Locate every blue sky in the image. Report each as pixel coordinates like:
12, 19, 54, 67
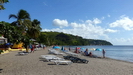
1, 0, 133, 45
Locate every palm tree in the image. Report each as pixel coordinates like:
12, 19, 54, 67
9, 9, 32, 52
0, 0, 9, 10
9, 10, 43, 52
27, 19, 42, 39
9, 9, 31, 27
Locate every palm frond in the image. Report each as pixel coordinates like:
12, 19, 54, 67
18, 9, 31, 20
9, 14, 17, 19
0, 5, 4, 10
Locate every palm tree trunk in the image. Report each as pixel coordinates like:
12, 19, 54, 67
26, 45, 29, 52
47, 37, 50, 46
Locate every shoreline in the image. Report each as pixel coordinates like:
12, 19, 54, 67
0, 47, 133, 75
63, 47, 133, 63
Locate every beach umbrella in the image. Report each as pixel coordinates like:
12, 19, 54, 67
6, 43, 11, 45
89, 48, 96, 51
95, 48, 102, 51
80, 48, 85, 50
53, 46, 60, 49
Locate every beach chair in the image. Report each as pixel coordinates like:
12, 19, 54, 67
65, 52, 79, 57
18, 52, 28, 55
48, 49, 65, 55
39, 55, 56, 59
63, 56, 89, 64
50, 60, 73, 65
39, 55, 64, 61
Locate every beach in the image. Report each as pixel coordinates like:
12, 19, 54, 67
0, 47, 133, 75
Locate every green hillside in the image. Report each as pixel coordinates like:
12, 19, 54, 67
36, 32, 113, 46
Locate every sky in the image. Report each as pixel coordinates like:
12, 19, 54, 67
1, 0, 133, 45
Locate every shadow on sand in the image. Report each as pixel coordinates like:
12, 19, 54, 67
0, 69, 3, 73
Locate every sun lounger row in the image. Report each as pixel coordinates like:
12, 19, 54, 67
50, 60, 73, 65
39, 55, 72, 65
63, 56, 89, 63
18, 52, 29, 55
40, 55, 64, 61
48, 49, 65, 55
64, 51, 79, 57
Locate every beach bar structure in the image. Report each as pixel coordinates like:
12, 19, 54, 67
0, 36, 7, 44
0, 36, 8, 50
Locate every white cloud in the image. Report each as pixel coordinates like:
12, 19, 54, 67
42, 17, 133, 45
104, 29, 118, 33
107, 15, 110, 17
43, 18, 117, 43
93, 18, 101, 24
52, 19, 68, 28
109, 15, 133, 30
110, 37, 133, 45
84, 18, 101, 25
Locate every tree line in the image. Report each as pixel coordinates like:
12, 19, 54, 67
36, 32, 113, 46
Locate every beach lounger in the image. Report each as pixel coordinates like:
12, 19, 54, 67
63, 56, 89, 64
65, 52, 79, 57
50, 60, 73, 65
40, 55, 56, 58
40, 55, 64, 61
18, 52, 28, 55
39, 55, 56, 59
48, 49, 65, 55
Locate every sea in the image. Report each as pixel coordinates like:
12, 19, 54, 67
63, 45, 133, 63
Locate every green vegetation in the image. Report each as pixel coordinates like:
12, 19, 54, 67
0, 9, 41, 52
0, 0, 9, 10
37, 32, 113, 46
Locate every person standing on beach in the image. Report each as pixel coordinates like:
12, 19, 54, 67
69, 47, 71, 51
43, 45, 46, 49
30, 45, 35, 53
102, 49, 105, 58
74, 47, 80, 53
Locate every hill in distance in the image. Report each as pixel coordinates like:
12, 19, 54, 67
37, 31, 113, 46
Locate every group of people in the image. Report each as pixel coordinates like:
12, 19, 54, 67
84, 48, 106, 58
74, 47, 106, 58
29, 44, 46, 53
